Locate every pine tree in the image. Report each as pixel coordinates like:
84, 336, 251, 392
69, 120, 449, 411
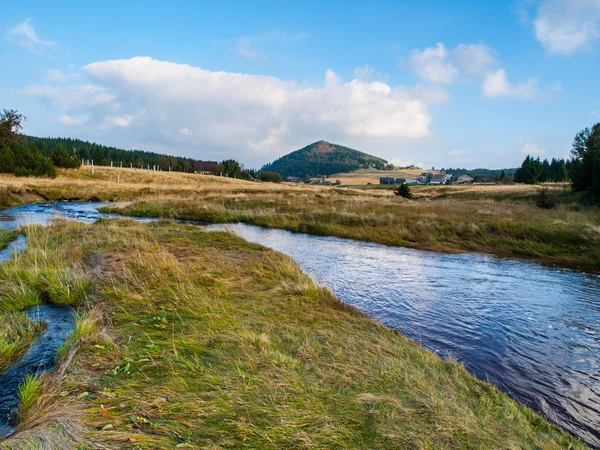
0, 146, 16, 173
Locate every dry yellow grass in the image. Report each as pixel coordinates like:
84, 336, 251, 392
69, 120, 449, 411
0, 166, 393, 207
329, 167, 432, 185
2, 168, 599, 268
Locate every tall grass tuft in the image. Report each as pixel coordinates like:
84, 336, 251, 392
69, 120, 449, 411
18, 374, 42, 417
0, 312, 44, 371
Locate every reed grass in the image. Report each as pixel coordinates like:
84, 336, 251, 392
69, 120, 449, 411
0, 218, 585, 448
0, 230, 16, 251
0, 312, 44, 372
18, 374, 42, 417
104, 189, 600, 269
3, 167, 598, 268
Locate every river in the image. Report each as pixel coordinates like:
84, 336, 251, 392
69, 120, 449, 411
0, 202, 598, 446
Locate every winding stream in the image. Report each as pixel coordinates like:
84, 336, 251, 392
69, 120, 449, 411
0, 202, 599, 446
0, 305, 75, 438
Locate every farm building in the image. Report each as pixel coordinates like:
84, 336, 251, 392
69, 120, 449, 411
194, 160, 218, 174
457, 174, 474, 184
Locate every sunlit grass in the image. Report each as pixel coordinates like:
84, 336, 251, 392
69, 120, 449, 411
0, 312, 44, 372
104, 187, 600, 269
0, 229, 17, 251
18, 374, 42, 417
0, 219, 585, 448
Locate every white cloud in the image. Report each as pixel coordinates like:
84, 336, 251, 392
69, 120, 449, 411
533, 0, 600, 55
406, 42, 496, 84
446, 149, 465, 157
103, 114, 134, 128
46, 69, 68, 82
236, 37, 267, 61
6, 19, 55, 53
481, 69, 559, 100
405, 84, 451, 104
45, 69, 79, 83
25, 84, 115, 110
58, 114, 89, 126
353, 65, 388, 82
521, 142, 548, 156
27, 56, 436, 166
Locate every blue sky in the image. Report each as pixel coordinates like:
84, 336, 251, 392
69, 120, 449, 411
1, 0, 599, 169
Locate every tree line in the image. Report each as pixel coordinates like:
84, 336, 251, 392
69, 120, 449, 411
25, 136, 195, 171
513, 156, 569, 184
514, 122, 599, 199
0, 108, 199, 177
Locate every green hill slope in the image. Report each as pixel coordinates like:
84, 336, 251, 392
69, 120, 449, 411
261, 141, 388, 178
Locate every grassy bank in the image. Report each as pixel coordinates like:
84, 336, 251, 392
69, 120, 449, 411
0, 312, 44, 372
101, 189, 600, 269
0, 230, 17, 252
0, 219, 587, 448
1, 167, 599, 269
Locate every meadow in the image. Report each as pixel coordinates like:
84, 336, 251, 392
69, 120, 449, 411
0, 219, 587, 449
1, 167, 599, 269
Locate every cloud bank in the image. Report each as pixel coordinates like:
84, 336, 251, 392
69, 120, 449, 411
26, 57, 440, 166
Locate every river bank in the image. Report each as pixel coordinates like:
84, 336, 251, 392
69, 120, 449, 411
0, 231, 16, 252
0, 217, 588, 448
2, 167, 599, 271
101, 193, 600, 271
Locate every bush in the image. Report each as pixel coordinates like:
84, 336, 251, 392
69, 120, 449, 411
0, 145, 16, 173
51, 144, 80, 168
14, 166, 32, 177
259, 171, 282, 183
394, 183, 412, 199
535, 187, 556, 209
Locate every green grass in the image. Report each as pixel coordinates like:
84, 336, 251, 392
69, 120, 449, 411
0, 229, 17, 251
0, 312, 44, 372
101, 192, 600, 270
0, 223, 92, 312
0, 219, 586, 449
18, 374, 42, 417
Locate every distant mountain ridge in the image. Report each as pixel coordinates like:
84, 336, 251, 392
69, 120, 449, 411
261, 141, 388, 178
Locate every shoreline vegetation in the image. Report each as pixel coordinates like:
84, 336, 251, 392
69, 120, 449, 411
0, 167, 599, 270
0, 219, 587, 448
0, 230, 17, 252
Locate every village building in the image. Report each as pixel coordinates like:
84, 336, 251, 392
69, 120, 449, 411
194, 160, 218, 174
457, 174, 474, 184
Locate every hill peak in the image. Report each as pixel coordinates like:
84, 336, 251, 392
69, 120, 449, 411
261, 142, 387, 178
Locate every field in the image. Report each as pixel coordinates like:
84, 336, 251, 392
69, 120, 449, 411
0, 219, 587, 449
1, 167, 599, 270
328, 167, 428, 185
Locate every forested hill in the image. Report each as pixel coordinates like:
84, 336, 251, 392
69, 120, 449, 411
25, 136, 195, 171
261, 141, 388, 178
